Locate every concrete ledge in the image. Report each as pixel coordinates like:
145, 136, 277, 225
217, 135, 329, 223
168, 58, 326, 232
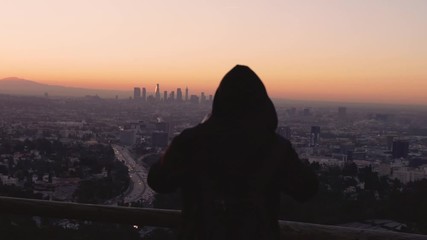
279, 220, 427, 240
0, 196, 426, 240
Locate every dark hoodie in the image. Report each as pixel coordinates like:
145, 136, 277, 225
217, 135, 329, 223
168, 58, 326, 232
148, 65, 318, 240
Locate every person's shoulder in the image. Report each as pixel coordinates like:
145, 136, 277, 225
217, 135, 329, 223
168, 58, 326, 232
173, 124, 204, 142
180, 124, 202, 136
272, 134, 298, 158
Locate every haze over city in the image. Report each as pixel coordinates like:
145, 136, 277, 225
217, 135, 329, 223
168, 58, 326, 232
1, 0, 427, 105
3, 1, 427, 239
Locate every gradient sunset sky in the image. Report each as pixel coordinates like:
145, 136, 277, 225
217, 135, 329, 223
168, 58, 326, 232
1, 0, 426, 105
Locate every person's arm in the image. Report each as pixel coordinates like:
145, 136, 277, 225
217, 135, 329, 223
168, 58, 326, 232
276, 136, 318, 202
147, 133, 188, 194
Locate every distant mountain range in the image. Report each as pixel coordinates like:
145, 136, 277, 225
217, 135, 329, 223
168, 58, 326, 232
0, 77, 130, 98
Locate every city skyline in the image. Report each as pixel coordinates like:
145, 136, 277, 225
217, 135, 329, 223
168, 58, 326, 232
3, 76, 427, 108
1, 1, 427, 105
132, 83, 213, 103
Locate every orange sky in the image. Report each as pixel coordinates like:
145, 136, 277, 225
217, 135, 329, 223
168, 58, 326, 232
1, 0, 426, 105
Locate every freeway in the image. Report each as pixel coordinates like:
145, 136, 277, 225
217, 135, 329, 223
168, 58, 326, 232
112, 144, 155, 204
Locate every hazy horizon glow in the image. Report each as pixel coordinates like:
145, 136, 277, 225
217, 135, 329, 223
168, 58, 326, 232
1, 0, 426, 105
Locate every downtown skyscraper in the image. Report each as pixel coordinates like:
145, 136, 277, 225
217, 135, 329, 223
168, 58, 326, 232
155, 84, 161, 101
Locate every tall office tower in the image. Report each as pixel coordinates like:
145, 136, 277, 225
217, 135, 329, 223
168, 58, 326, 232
155, 84, 161, 101
190, 95, 199, 104
142, 88, 147, 102
169, 91, 175, 102
392, 140, 409, 158
338, 106, 347, 117
277, 126, 292, 139
163, 91, 168, 102
176, 88, 183, 102
200, 92, 206, 104
386, 136, 395, 151
133, 87, 141, 99
310, 126, 321, 147
185, 87, 189, 101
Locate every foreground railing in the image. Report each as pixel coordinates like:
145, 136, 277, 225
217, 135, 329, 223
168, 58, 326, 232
0, 196, 426, 240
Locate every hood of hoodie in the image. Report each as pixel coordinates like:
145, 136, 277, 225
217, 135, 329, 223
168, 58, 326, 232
210, 65, 278, 131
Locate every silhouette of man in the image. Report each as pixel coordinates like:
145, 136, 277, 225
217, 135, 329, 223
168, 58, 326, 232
148, 65, 318, 240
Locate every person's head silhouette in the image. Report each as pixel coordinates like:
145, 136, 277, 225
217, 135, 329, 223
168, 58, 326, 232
211, 65, 278, 131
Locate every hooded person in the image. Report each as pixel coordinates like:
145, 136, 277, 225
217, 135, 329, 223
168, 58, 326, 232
148, 65, 318, 240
